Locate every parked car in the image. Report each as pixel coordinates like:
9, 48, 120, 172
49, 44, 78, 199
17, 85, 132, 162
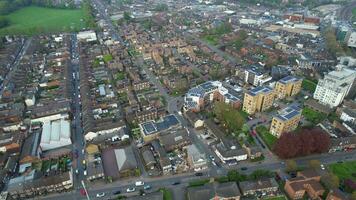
135, 181, 144, 186
240, 167, 247, 171
172, 181, 181, 185
113, 190, 121, 195
126, 187, 136, 193
143, 185, 151, 190
195, 172, 203, 176
320, 164, 325, 170
96, 192, 105, 198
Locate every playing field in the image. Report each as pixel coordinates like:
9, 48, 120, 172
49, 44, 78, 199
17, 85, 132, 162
0, 6, 87, 35
329, 161, 356, 181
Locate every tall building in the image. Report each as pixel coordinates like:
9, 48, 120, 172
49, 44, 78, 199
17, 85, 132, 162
275, 76, 303, 99
243, 86, 274, 115
313, 65, 356, 108
270, 105, 302, 137
244, 67, 272, 86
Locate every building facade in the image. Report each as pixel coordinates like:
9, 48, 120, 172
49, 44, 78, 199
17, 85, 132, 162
275, 76, 302, 99
243, 87, 274, 115
270, 105, 302, 137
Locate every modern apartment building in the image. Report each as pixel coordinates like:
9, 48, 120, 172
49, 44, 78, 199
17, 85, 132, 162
243, 86, 274, 115
270, 105, 302, 137
275, 76, 302, 99
313, 65, 356, 108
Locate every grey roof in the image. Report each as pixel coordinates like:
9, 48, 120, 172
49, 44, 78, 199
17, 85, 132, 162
247, 86, 273, 96
239, 178, 278, 194
275, 104, 301, 121
187, 182, 241, 200
141, 114, 180, 136
342, 108, 356, 118
20, 131, 41, 162
278, 76, 302, 84
114, 147, 137, 171
126, 191, 163, 200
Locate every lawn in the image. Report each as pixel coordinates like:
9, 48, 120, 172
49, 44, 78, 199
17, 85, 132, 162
329, 161, 356, 181
302, 107, 326, 124
0, 6, 87, 35
255, 126, 277, 149
302, 79, 317, 93
159, 188, 173, 200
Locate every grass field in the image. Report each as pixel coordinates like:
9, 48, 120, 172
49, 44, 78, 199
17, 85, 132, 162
302, 79, 317, 93
329, 161, 356, 181
302, 107, 326, 124
256, 126, 277, 150
0, 6, 87, 35
263, 196, 287, 200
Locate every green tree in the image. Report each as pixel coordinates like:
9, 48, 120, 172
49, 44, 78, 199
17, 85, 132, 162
249, 170, 274, 180
213, 102, 245, 133
227, 170, 247, 182
308, 160, 321, 170
123, 11, 131, 21
321, 173, 339, 189
285, 159, 297, 172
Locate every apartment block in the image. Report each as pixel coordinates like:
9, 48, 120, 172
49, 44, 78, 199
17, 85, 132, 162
270, 105, 302, 137
313, 65, 356, 108
243, 86, 275, 115
275, 76, 302, 99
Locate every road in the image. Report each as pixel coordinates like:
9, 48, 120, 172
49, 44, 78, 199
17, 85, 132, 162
337, 1, 356, 22
69, 33, 86, 189
0, 38, 32, 96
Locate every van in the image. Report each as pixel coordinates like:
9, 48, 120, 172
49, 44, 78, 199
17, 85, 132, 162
135, 181, 144, 186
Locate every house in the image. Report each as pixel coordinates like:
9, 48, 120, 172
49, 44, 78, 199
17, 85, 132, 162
186, 144, 208, 172
151, 140, 172, 175
140, 146, 157, 170
239, 178, 279, 197
284, 169, 324, 200
158, 129, 191, 152
139, 115, 181, 142
19, 131, 41, 173
7, 171, 73, 199
326, 190, 349, 200
187, 182, 241, 200
340, 108, 356, 124
102, 146, 138, 178
126, 191, 163, 200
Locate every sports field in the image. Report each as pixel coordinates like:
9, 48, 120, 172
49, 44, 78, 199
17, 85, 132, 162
0, 6, 87, 35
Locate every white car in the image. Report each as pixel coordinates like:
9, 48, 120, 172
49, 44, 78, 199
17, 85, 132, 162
320, 164, 325, 170
135, 181, 144, 186
126, 187, 136, 193
96, 192, 105, 198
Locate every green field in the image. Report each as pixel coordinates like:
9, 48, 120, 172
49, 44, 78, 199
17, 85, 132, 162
302, 79, 317, 93
0, 6, 87, 35
329, 161, 356, 181
256, 126, 277, 150
263, 196, 287, 200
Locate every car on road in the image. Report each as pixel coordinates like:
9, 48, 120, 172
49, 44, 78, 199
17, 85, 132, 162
135, 181, 144, 186
195, 172, 203, 176
320, 164, 325, 170
209, 155, 215, 161
113, 190, 121, 195
126, 187, 136, 193
172, 181, 181, 185
240, 167, 248, 171
83, 170, 87, 176
96, 192, 105, 198
143, 185, 151, 190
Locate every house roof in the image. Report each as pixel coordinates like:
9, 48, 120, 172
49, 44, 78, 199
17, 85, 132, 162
298, 169, 320, 179
114, 147, 137, 172
239, 178, 278, 193
275, 104, 301, 121
187, 182, 240, 200
20, 131, 41, 163
247, 86, 273, 96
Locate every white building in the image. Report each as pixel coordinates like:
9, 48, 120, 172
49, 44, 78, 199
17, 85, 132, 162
77, 30, 97, 42
313, 65, 356, 108
186, 144, 208, 171
40, 119, 72, 151
348, 32, 356, 48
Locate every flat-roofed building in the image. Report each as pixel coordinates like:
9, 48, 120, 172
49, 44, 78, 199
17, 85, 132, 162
275, 76, 303, 99
270, 105, 302, 137
139, 115, 180, 142
40, 119, 72, 151
243, 86, 275, 115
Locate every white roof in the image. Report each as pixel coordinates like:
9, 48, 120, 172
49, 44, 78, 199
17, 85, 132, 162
40, 119, 71, 151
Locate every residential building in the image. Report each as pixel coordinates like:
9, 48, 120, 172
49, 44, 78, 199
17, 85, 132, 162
19, 131, 41, 173
270, 105, 302, 137
275, 76, 302, 99
340, 108, 356, 124
7, 171, 73, 199
187, 182, 241, 200
243, 86, 275, 115
239, 178, 279, 197
284, 170, 324, 200
244, 67, 272, 86
77, 30, 97, 42
139, 115, 180, 142
102, 146, 138, 179
347, 32, 356, 48
184, 81, 241, 112
313, 65, 356, 108
40, 119, 72, 151
326, 190, 348, 200
158, 129, 191, 152
186, 144, 208, 171
329, 136, 356, 152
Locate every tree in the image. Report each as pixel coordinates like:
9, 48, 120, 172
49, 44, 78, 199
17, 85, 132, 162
352, 191, 356, 200
285, 159, 297, 172
227, 170, 247, 182
308, 160, 321, 170
249, 170, 274, 180
213, 102, 245, 133
321, 173, 339, 189
123, 11, 131, 21
273, 128, 330, 159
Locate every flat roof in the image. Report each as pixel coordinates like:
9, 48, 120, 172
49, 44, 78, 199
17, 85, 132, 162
140, 114, 180, 136
247, 86, 273, 96
275, 104, 301, 121
279, 76, 301, 84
